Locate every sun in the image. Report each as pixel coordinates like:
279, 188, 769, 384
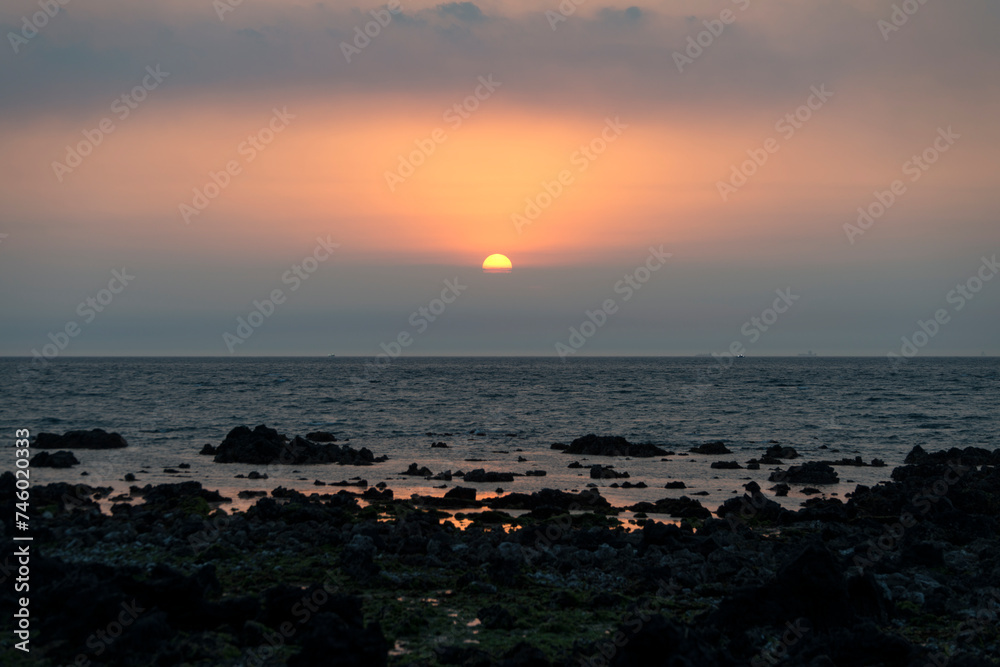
482, 253, 512, 274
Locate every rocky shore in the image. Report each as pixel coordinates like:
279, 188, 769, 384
2, 444, 999, 666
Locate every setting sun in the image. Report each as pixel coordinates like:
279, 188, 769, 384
482, 253, 513, 274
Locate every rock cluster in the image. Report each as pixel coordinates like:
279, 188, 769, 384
4, 444, 999, 666
35, 428, 128, 449
563, 434, 668, 457
213, 425, 386, 465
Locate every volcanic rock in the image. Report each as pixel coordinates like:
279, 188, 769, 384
564, 434, 667, 457
30, 450, 80, 468
770, 461, 839, 485
464, 469, 515, 483
213, 425, 385, 465
628, 496, 711, 520
690, 441, 732, 455
35, 429, 128, 449
590, 465, 630, 479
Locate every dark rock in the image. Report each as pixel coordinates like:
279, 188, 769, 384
641, 521, 687, 548
435, 645, 493, 666
489, 488, 611, 512
305, 431, 337, 442
247, 470, 267, 480
901, 444, 997, 467
500, 642, 549, 666
362, 487, 393, 501
605, 615, 729, 667
716, 491, 786, 524
30, 450, 80, 468
900, 542, 945, 568
213, 425, 385, 465
904, 444, 927, 464
801, 487, 821, 495
590, 465, 629, 479
477, 604, 515, 630
770, 461, 839, 484
619, 481, 647, 489
690, 441, 731, 455
765, 444, 799, 459
431, 441, 449, 448
664, 481, 686, 489
710, 461, 742, 469
789, 622, 924, 667
445, 486, 477, 502
132, 481, 231, 507
401, 462, 433, 476
198, 444, 216, 455
329, 479, 367, 487
35, 428, 128, 449
564, 434, 667, 457
567, 461, 584, 469
770, 483, 790, 496
464, 469, 515, 483
550, 443, 567, 450
287, 601, 389, 667
823, 456, 872, 467
711, 543, 886, 631
524, 470, 546, 477
628, 496, 711, 520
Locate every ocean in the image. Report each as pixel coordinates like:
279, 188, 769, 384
3, 356, 998, 514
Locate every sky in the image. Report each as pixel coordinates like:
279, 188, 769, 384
0, 0, 998, 357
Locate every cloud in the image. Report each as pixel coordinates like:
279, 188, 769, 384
0, 0, 996, 122
598, 6, 643, 24
436, 2, 487, 22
